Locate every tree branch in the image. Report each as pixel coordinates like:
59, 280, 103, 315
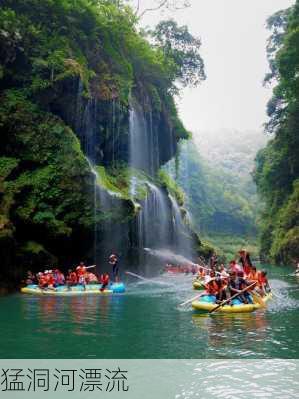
137, 0, 169, 18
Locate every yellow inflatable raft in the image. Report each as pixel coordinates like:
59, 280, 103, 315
192, 293, 272, 313
193, 279, 205, 290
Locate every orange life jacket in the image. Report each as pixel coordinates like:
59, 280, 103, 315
258, 272, 267, 287
248, 271, 259, 281
198, 270, 205, 278
205, 280, 219, 295
76, 266, 86, 276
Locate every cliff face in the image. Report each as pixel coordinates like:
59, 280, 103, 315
0, 1, 208, 285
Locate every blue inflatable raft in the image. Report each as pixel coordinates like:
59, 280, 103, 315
21, 282, 126, 295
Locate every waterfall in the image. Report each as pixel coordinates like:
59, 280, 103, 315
137, 182, 170, 249
74, 82, 195, 269
87, 160, 99, 264
168, 194, 192, 257
129, 101, 159, 176
169, 194, 183, 245
76, 80, 116, 264
129, 100, 168, 255
128, 98, 194, 265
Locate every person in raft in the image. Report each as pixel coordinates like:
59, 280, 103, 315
238, 249, 253, 276
76, 262, 87, 289
229, 270, 252, 304
100, 272, 110, 292
109, 254, 119, 282
256, 270, 271, 296
26, 270, 37, 285
66, 269, 78, 288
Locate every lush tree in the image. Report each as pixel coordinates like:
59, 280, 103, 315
255, 1, 299, 265
150, 19, 205, 88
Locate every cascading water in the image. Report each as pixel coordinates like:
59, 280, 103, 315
136, 182, 170, 250
75, 80, 119, 264
169, 194, 192, 258
169, 194, 183, 244
75, 79, 195, 270
129, 99, 195, 265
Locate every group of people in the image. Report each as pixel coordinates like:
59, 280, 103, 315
25, 254, 120, 292
197, 249, 271, 304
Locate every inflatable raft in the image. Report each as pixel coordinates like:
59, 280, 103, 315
21, 282, 126, 296
192, 292, 272, 313
193, 279, 205, 290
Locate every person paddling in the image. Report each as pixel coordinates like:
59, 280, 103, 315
100, 272, 110, 292
26, 270, 37, 285
38, 272, 47, 289
256, 270, 270, 296
229, 271, 252, 304
66, 269, 77, 288
76, 262, 87, 290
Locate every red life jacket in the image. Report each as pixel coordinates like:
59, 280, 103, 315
100, 274, 109, 285
46, 274, 55, 285
244, 264, 251, 276
39, 276, 47, 286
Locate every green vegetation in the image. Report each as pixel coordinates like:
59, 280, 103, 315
0, 0, 206, 284
96, 165, 149, 201
150, 19, 205, 89
0, 90, 95, 279
165, 139, 261, 260
254, 1, 299, 265
204, 235, 259, 263
158, 169, 185, 206
170, 141, 258, 235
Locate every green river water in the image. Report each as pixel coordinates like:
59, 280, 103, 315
0, 264, 298, 359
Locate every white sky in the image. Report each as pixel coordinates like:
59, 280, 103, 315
137, 0, 294, 133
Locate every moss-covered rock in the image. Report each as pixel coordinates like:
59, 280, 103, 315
0, 90, 96, 283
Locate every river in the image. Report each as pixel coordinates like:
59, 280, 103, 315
0, 264, 298, 359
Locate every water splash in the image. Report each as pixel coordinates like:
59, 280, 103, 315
144, 248, 195, 266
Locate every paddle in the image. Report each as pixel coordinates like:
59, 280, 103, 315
251, 291, 266, 308
209, 282, 257, 314
179, 293, 204, 307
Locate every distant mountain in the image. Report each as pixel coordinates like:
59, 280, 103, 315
165, 130, 268, 259
193, 129, 268, 180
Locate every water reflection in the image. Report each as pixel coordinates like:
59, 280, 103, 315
21, 294, 126, 337
192, 312, 269, 356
